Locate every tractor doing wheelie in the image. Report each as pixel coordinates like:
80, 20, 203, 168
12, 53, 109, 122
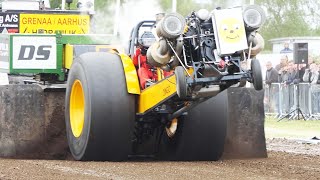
65, 5, 266, 161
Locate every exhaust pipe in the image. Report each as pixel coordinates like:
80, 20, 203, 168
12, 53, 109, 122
248, 32, 264, 57
168, 35, 183, 68
148, 12, 185, 68
147, 39, 171, 67
156, 13, 185, 39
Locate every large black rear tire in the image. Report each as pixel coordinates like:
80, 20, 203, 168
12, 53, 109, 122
160, 92, 227, 161
65, 52, 135, 161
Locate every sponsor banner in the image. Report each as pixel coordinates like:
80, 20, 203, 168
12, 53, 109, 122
0, 35, 10, 72
12, 36, 57, 69
20, 14, 90, 34
0, 13, 19, 33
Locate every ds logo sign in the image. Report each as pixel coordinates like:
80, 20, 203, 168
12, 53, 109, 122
12, 36, 57, 70
18, 45, 52, 60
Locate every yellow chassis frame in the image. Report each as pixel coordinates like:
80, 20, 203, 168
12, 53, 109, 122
115, 53, 180, 114
64, 44, 180, 114
119, 54, 178, 114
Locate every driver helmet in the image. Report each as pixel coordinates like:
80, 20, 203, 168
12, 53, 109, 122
138, 31, 156, 48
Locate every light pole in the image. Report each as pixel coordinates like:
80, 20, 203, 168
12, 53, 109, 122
114, 0, 121, 36
62, 0, 65, 10
172, 0, 176, 12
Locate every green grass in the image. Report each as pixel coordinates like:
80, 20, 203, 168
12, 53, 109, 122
265, 115, 320, 139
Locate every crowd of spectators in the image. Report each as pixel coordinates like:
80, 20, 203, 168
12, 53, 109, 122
265, 55, 320, 86
264, 43, 320, 116
264, 53, 320, 115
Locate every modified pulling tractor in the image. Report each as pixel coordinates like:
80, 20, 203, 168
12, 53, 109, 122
65, 5, 265, 161
0, 5, 265, 160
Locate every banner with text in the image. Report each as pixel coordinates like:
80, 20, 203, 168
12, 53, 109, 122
20, 14, 90, 34
0, 13, 19, 33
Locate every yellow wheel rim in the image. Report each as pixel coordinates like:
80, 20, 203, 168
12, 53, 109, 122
70, 79, 85, 138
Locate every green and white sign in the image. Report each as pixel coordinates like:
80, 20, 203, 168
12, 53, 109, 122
12, 36, 57, 69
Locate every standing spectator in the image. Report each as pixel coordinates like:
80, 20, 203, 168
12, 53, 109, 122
303, 63, 319, 84
265, 61, 279, 113
307, 55, 314, 68
304, 63, 320, 114
276, 55, 289, 83
278, 61, 299, 83
285, 61, 299, 112
317, 64, 320, 84
298, 64, 306, 82
285, 61, 299, 84
265, 61, 278, 86
278, 64, 290, 113
279, 65, 289, 83
275, 55, 289, 71
280, 42, 293, 54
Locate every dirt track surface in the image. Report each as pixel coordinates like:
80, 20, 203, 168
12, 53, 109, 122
0, 138, 319, 180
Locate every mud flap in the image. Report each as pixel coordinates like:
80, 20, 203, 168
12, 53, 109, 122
223, 87, 267, 159
0, 85, 68, 159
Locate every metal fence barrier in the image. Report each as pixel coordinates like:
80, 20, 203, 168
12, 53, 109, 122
265, 83, 320, 120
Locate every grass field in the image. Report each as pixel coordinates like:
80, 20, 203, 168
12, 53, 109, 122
265, 115, 320, 139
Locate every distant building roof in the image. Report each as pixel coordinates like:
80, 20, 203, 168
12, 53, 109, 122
269, 36, 320, 55
269, 37, 320, 43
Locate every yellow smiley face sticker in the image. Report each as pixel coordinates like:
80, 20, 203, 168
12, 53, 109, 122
219, 18, 245, 44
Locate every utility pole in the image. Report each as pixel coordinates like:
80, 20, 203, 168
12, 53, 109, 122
172, 0, 176, 12
62, 0, 65, 10
113, 0, 121, 36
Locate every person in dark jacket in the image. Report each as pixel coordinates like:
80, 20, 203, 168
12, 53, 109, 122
285, 61, 300, 84
275, 55, 288, 71
265, 61, 279, 113
298, 64, 306, 82
265, 61, 278, 85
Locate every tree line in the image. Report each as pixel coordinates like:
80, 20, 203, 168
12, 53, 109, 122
48, 0, 320, 51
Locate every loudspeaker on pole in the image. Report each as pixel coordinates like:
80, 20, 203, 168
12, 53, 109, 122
293, 43, 308, 64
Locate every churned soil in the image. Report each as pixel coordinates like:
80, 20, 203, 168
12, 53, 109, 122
0, 138, 319, 180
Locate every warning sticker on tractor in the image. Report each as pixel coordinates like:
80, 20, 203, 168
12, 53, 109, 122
20, 14, 90, 34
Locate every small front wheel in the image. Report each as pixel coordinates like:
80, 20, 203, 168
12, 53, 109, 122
175, 66, 187, 98
251, 59, 263, 91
